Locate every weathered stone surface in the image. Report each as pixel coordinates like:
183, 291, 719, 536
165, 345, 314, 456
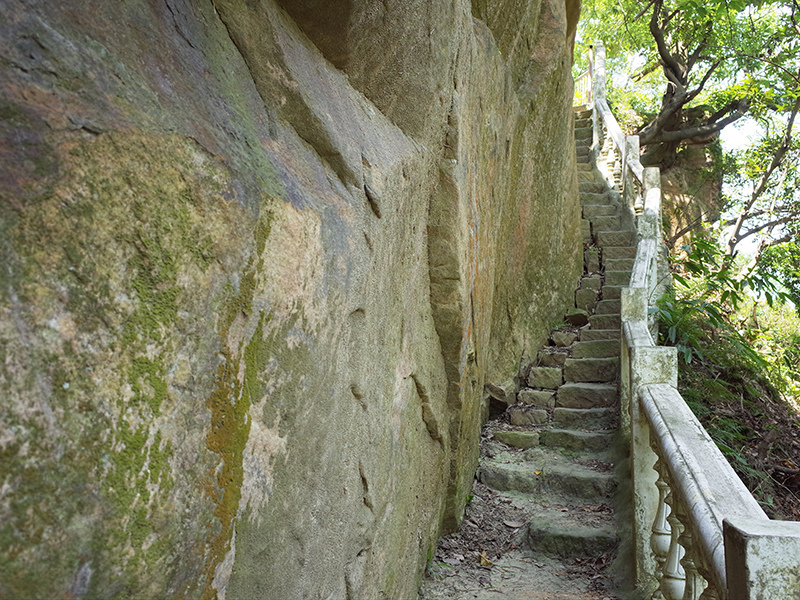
581, 275, 603, 290
575, 287, 598, 312
564, 358, 620, 383
602, 246, 638, 260
540, 429, 614, 452
0, 0, 580, 598
572, 340, 620, 358
596, 299, 622, 314
589, 314, 621, 330
526, 518, 618, 558
597, 230, 635, 247
538, 350, 568, 367
582, 219, 593, 244
565, 308, 590, 327
580, 329, 621, 341
494, 430, 541, 449
509, 407, 549, 426
551, 331, 578, 347
518, 389, 556, 408
528, 367, 563, 389
552, 407, 617, 430
605, 270, 632, 286
583, 247, 601, 273
601, 285, 623, 299
485, 381, 517, 406
557, 383, 618, 408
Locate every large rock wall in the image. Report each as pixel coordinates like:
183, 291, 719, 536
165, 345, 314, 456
0, 1, 581, 598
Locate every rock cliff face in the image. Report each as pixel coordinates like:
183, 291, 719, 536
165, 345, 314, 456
0, 1, 581, 598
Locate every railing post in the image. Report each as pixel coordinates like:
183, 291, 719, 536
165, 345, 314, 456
624, 135, 641, 214
724, 518, 800, 599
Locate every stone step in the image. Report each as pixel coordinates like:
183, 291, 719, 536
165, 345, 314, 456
582, 204, 617, 218
580, 191, 612, 205
540, 429, 614, 453
527, 366, 563, 389
518, 388, 556, 408
575, 116, 592, 127
575, 287, 599, 311
574, 109, 592, 119
588, 313, 620, 330
576, 144, 590, 155
590, 215, 620, 232
596, 230, 634, 247
537, 349, 568, 367
577, 154, 590, 164
575, 132, 592, 143
584, 247, 600, 274
605, 257, 634, 271
572, 339, 620, 358
557, 382, 617, 408
493, 430, 541, 449
579, 181, 606, 193
564, 357, 619, 383
601, 285, 622, 300
577, 162, 593, 171
552, 407, 617, 430
595, 299, 621, 314
604, 270, 630, 286
582, 219, 592, 243
525, 512, 618, 558
602, 245, 637, 259
578, 171, 596, 182
478, 460, 616, 499
580, 329, 620, 342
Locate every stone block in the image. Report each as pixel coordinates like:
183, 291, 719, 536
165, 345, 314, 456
589, 314, 620, 330
575, 287, 598, 312
551, 331, 577, 347
564, 358, 619, 383
538, 351, 567, 367
572, 339, 620, 358
581, 275, 602, 290
527, 367, 563, 389
518, 389, 555, 408
582, 219, 592, 244
580, 329, 620, 341
556, 383, 618, 408
493, 430, 540, 449
604, 270, 630, 286
595, 299, 621, 314
584, 247, 600, 273
508, 407, 549, 426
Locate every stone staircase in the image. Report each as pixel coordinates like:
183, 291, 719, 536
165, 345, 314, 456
473, 107, 637, 596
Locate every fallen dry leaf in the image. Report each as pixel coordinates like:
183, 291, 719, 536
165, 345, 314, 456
502, 520, 525, 528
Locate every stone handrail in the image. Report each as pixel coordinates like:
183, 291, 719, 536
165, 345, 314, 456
585, 41, 800, 599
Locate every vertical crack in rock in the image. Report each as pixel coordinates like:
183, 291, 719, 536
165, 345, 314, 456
411, 373, 443, 443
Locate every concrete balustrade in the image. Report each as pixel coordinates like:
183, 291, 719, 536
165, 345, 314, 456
583, 41, 800, 599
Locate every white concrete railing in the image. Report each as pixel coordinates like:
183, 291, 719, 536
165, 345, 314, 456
585, 41, 800, 599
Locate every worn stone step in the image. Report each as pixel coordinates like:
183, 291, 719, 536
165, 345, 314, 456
580, 191, 612, 205
541, 463, 616, 499
604, 270, 630, 286
518, 388, 556, 408
580, 329, 620, 342
493, 430, 541, 449
605, 257, 634, 271
572, 339, 620, 358
575, 115, 592, 126
478, 460, 615, 499
590, 215, 620, 232
577, 162, 593, 171
540, 429, 614, 453
589, 313, 620, 330
528, 366, 563, 389
574, 108, 592, 119
601, 285, 622, 300
576, 287, 599, 312
538, 350, 568, 367
595, 299, 621, 314
525, 513, 618, 558
576, 144, 590, 155
553, 407, 617, 430
602, 245, 637, 259
557, 382, 618, 408
581, 219, 592, 244
564, 357, 619, 383
584, 248, 600, 274
581, 274, 602, 291
596, 230, 634, 247
582, 204, 617, 218
575, 131, 592, 143
578, 172, 596, 183
577, 154, 590, 164
579, 181, 606, 193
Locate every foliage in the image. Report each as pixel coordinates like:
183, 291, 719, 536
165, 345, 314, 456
758, 243, 800, 314
576, 0, 800, 168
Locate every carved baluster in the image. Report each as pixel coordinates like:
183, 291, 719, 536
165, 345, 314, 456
675, 503, 703, 600
661, 489, 686, 600
697, 569, 721, 600
650, 458, 671, 599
